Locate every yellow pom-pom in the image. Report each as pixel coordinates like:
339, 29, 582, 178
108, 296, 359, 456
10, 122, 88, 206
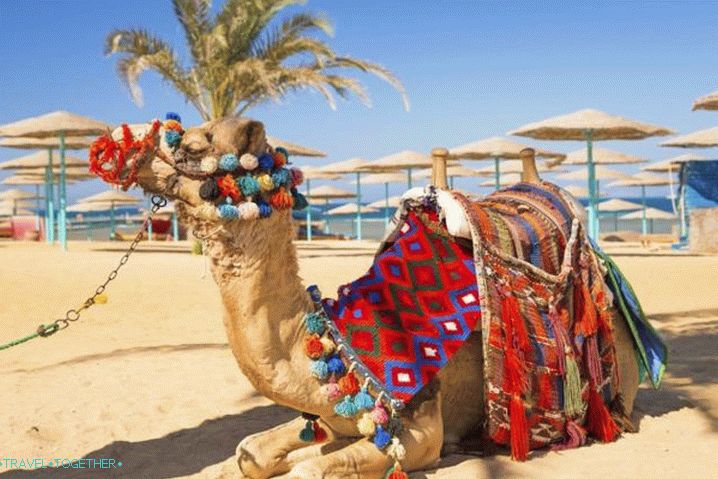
357, 412, 376, 436
320, 336, 335, 355
94, 293, 108, 304
257, 173, 275, 192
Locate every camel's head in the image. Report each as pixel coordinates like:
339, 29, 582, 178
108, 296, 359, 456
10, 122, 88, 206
88, 115, 306, 226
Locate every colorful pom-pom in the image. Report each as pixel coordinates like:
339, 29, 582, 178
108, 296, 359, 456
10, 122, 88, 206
269, 187, 294, 210
305, 313, 325, 334
218, 203, 239, 219
199, 179, 220, 201
258, 153, 274, 171
165, 130, 182, 148
334, 395, 359, 418
238, 176, 260, 197
299, 421, 315, 442
387, 437, 407, 461
338, 372, 360, 396
321, 381, 343, 401
257, 201, 272, 218
219, 153, 239, 171
291, 190, 308, 211
320, 336, 335, 355
326, 355, 346, 375
273, 151, 288, 168
200, 156, 218, 174
238, 202, 260, 220
271, 168, 291, 188
165, 112, 181, 122
304, 334, 324, 359
164, 119, 183, 132
370, 402, 389, 425
357, 412, 376, 436
313, 421, 328, 442
310, 359, 329, 379
289, 167, 304, 187
386, 464, 409, 479
354, 387, 374, 410
240, 153, 258, 171
275, 147, 289, 163
257, 173, 275, 192
217, 174, 240, 202
373, 426, 391, 449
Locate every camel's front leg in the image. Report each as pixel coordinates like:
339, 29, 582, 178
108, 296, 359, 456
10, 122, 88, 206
286, 393, 444, 479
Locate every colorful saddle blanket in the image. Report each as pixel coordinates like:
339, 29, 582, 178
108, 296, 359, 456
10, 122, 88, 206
320, 182, 667, 460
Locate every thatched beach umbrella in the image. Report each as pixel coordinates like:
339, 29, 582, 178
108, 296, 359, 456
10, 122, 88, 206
351, 172, 405, 227
319, 158, 369, 240
449, 137, 564, 190
596, 198, 643, 233
359, 150, 433, 189
661, 125, 718, 148
563, 147, 647, 166
608, 172, 673, 235
0, 111, 109, 249
692, 91, 718, 111
0, 189, 41, 216
0, 151, 87, 170
305, 185, 355, 235
368, 195, 402, 209
77, 190, 139, 240
266, 136, 326, 158
0, 202, 33, 217
2, 175, 80, 186
414, 164, 481, 189
620, 207, 676, 234
475, 159, 557, 177
479, 173, 522, 188
298, 166, 341, 241
510, 108, 674, 239
642, 153, 708, 173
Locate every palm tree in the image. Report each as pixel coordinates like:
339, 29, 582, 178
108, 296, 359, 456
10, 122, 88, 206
105, 0, 409, 120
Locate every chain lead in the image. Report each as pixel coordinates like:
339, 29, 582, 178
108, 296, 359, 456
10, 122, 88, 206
37, 195, 168, 337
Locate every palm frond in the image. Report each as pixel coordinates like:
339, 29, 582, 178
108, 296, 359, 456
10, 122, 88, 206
172, 0, 212, 66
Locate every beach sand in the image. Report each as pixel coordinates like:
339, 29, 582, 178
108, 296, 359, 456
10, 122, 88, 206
0, 239, 716, 478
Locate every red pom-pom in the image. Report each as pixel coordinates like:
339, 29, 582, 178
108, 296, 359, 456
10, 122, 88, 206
304, 334, 324, 359
273, 151, 287, 168
338, 372, 360, 395
217, 174, 241, 202
269, 187, 294, 210
313, 421, 328, 442
387, 469, 409, 479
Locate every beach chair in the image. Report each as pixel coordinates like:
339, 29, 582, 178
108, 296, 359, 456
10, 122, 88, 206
10, 215, 42, 241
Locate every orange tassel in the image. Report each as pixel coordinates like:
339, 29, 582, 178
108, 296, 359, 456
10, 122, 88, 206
502, 294, 530, 353
509, 394, 529, 461
574, 281, 598, 337
503, 348, 528, 395
338, 372, 360, 396
537, 371, 554, 410
387, 466, 409, 479
586, 385, 620, 442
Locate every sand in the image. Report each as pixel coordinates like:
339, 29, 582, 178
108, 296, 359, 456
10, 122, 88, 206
0, 239, 717, 479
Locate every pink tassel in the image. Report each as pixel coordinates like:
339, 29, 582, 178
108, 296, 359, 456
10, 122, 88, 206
552, 419, 587, 451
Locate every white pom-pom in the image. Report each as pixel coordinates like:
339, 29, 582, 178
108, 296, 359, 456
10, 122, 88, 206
357, 413, 376, 436
320, 336, 335, 355
240, 153, 258, 170
387, 437, 406, 461
200, 156, 218, 174
238, 202, 260, 220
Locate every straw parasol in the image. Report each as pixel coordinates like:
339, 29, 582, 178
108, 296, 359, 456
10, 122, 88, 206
326, 203, 379, 216
475, 159, 557, 177
692, 91, 718, 111
0, 203, 33, 217
598, 198, 643, 212
449, 136, 565, 190
620, 207, 676, 234
556, 165, 632, 182
661, 125, 718, 148
479, 173, 522, 188
509, 108, 674, 239
266, 135, 326, 157
77, 190, 140, 240
351, 172, 406, 227
642, 154, 708, 173
319, 158, 369, 240
358, 150, 433, 189
413, 165, 482, 189
607, 172, 673, 235
0, 151, 87, 170
0, 111, 110, 250
562, 185, 590, 198
2, 175, 80, 186
0, 136, 95, 150
563, 147, 647, 166
298, 166, 341, 240
305, 184, 355, 235
368, 196, 402, 209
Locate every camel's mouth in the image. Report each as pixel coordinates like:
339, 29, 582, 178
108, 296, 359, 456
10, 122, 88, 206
171, 148, 211, 180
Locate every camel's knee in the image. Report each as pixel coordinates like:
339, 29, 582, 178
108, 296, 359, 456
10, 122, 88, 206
236, 433, 278, 479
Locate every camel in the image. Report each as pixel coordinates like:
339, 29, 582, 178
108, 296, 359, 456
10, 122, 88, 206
90, 117, 640, 479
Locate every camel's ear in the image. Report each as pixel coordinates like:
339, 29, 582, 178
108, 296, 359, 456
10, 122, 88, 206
243, 120, 266, 156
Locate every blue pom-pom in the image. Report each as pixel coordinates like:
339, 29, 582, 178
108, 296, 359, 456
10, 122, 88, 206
310, 359, 329, 379
326, 354, 346, 375
219, 153, 239, 171
218, 203, 239, 219
299, 421, 315, 442
257, 200, 272, 219
334, 395, 359, 417
292, 190, 308, 211
373, 426, 391, 449
305, 313, 325, 334
238, 176, 260, 196
271, 168, 290, 188
165, 130, 182, 148
353, 387, 374, 410
165, 112, 181, 122
258, 153, 274, 171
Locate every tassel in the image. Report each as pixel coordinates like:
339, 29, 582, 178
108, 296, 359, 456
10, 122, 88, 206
387, 437, 407, 461
304, 334, 324, 359
373, 425, 391, 449
334, 395, 359, 417
537, 371, 554, 410
304, 313, 325, 335
326, 355, 346, 375
386, 462, 409, 479
552, 419, 587, 451
310, 359, 329, 379
321, 380, 342, 401
503, 347, 528, 395
509, 394, 529, 461
502, 293, 530, 353
320, 336, 335, 355
574, 281, 598, 337
585, 334, 603, 384
299, 420, 315, 442
338, 372, 360, 396
312, 421, 328, 442
370, 401, 389, 425
586, 385, 620, 442
563, 355, 583, 417
357, 412, 376, 436
354, 387, 374, 410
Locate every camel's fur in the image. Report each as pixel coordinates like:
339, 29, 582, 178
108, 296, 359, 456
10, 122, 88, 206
124, 118, 639, 479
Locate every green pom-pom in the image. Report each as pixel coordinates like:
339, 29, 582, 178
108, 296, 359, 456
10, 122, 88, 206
305, 312, 325, 334
299, 421, 315, 442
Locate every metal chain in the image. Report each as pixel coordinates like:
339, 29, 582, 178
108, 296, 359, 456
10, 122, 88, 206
34, 195, 168, 339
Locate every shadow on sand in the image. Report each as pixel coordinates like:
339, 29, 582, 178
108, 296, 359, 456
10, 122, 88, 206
0, 405, 296, 479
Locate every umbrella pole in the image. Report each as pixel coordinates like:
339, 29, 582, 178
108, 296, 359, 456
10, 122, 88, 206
449, 176, 454, 189
356, 172, 362, 240
384, 182, 390, 228
614, 212, 618, 232
324, 199, 330, 234
172, 210, 179, 241
407, 168, 413, 189
46, 150, 55, 244
494, 157, 500, 190
641, 185, 647, 236
306, 179, 312, 241
679, 164, 687, 240
147, 197, 153, 241
585, 129, 598, 240
110, 202, 116, 240
59, 131, 67, 251
34, 184, 41, 230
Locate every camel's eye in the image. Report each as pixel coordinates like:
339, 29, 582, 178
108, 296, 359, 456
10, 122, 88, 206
205, 132, 213, 143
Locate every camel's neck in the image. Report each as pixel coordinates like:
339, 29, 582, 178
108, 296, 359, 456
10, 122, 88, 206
201, 211, 314, 400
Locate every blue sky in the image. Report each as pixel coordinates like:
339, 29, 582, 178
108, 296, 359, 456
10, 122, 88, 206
1, 0, 717, 202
